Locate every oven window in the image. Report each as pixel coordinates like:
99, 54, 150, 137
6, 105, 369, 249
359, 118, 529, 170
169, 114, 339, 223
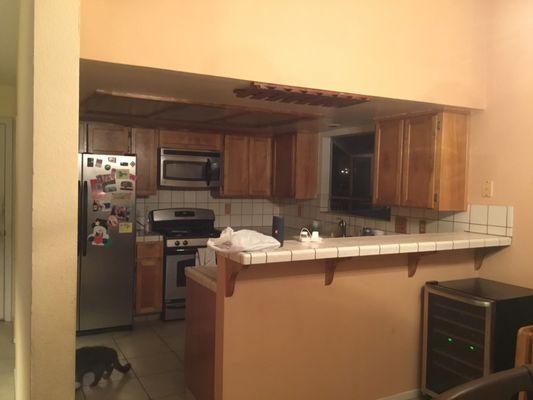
163, 160, 206, 181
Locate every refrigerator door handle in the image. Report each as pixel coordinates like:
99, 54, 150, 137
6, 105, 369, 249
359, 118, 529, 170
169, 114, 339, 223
77, 180, 82, 256
82, 181, 88, 257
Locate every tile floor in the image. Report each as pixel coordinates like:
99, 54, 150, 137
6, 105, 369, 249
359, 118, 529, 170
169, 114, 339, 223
76, 320, 192, 400
0, 322, 14, 400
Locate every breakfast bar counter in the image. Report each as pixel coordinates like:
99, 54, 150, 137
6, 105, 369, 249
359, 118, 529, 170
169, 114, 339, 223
222, 232, 512, 266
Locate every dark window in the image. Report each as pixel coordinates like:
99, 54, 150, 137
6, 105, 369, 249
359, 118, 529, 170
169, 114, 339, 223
330, 133, 390, 220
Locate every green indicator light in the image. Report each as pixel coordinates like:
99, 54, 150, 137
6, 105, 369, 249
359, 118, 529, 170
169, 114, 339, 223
447, 337, 454, 344
469, 345, 476, 351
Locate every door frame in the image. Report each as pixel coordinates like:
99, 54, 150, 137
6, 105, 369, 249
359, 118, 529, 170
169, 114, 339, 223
0, 118, 13, 321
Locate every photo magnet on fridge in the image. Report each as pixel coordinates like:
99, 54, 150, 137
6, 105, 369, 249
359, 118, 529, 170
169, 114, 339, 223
88, 219, 110, 247
119, 222, 133, 234
90, 179, 105, 199
95, 159, 103, 168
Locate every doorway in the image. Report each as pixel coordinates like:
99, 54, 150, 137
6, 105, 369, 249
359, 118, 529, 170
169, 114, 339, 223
0, 118, 13, 322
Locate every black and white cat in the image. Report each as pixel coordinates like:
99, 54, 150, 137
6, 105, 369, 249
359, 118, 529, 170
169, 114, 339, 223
76, 346, 131, 388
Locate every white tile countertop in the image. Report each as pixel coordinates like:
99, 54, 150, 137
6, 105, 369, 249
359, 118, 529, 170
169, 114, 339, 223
220, 232, 512, 265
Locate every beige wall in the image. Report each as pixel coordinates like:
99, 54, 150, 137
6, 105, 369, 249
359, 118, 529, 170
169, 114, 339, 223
0, 85, 16, 116
15, 0, 80, 399
218, 253, 478, 399
470, 1, 533, 285
80, 0, 489, 109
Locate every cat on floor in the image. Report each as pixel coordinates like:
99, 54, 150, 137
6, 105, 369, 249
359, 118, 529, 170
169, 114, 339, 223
76, 346, 131, 388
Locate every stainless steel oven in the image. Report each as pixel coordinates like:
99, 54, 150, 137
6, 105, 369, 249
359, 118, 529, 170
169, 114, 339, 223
159, 148, 220, 189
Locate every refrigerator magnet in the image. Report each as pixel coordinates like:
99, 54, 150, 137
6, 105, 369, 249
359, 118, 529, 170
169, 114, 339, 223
87, 158, 94, 167
88, 219, 110, 247
116, 169, 129, 179
130, 161, 136, 167
90, 179, 105, 199
104, 164, 111, 171
95, 159, 103, 168
119, 181, 133, 191
108, 157, 116, 163
107, 215, 118, 228
119, 222, 133, 234
129, 174, 136, 181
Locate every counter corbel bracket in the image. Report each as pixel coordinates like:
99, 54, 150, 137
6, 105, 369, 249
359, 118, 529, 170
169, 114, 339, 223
225, 262, 247, 297
407, 253, 421, 277
325, 259, 338, 286
474, 247, 498, 271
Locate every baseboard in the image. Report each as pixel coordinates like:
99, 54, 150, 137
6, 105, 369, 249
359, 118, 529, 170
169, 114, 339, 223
377, 389, 422, 400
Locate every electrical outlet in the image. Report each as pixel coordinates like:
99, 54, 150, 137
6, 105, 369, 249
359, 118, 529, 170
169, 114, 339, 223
482, 180, 494, 198
419, 220, 426, 234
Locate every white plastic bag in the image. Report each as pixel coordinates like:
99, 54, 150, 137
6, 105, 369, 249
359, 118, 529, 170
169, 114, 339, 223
207, 227, 281, 253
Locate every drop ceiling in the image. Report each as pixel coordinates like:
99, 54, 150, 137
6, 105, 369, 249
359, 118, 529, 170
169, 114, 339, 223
80, 59, 467, 134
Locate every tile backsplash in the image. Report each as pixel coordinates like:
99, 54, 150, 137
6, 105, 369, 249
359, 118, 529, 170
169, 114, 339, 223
136, 190, 513, 239
280, 197, 513, 238
136, 190, 281, 230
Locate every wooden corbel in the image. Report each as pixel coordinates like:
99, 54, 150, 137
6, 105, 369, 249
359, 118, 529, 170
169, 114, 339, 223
225, 262, 247, 298
474, 247, 498, 271
325, 259, 338, 286
408, 253, 421, 277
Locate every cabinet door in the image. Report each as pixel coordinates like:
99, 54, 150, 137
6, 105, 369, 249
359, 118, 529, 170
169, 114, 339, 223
222, 135, 249, 196
401, 114, 437, 208
132, 128, 158, 197
87, 123, 131, 154
272, 133, 296, 197
79, 122, 87, 153
373, 119, 404, 205
248, 136, 272, 197
135, 258, 163, 315
159, 130, 222, 151
135, 242, 163, 315
294, 132, 319, 199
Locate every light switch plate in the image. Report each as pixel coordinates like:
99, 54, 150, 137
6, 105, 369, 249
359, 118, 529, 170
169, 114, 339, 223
482, 180, 494, 198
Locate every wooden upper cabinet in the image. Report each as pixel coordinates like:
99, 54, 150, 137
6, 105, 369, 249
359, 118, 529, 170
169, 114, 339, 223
433, 112, 468, 211
132, 128, 158, 197
222, 135, 249, 196
272, 132, 318, 199
373, 111, 468, 211
248, 136, 272, 196
79, 122, 87, 153
273, 133, 296, 197
87, 122, 131, 154
373, 119, 403, 205
401, 114, 437, 208
159, 130, 222, 151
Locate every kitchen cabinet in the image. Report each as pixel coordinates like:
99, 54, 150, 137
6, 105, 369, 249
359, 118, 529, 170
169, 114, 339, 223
135, 241, 163, 315
248, 136, 272, 196
221, 135, 249, 196
159, 130, 223, 151
79, 122, 87, 153
87, 122, 131, 154
132, 128, 158, 197
273, 132, 319, 199
373, 119, 404, 206
373, 111, 468, 211
221, 134, 273, 197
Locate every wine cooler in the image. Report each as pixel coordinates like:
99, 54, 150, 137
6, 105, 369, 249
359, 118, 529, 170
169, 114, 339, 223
422, 278, 533, 397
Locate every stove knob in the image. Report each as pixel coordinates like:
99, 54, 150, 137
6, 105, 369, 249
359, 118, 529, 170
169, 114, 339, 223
183, 240, 188, 246
174, 240, 180, 246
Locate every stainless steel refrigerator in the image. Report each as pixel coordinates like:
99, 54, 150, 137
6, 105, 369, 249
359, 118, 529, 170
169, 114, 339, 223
77, 153, 136, 332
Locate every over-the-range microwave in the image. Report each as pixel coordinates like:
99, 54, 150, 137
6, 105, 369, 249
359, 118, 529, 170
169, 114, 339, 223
159, 148, 220, 189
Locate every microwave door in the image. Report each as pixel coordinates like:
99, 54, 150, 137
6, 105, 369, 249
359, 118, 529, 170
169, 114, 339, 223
205, 159, 211, 186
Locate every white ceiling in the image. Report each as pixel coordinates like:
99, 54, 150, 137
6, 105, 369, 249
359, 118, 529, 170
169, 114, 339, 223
80, 60, 468, 131
0, 0, 19, 85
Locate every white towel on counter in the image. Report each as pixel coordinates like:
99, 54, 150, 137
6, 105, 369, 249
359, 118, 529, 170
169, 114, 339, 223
207, 227, 280, 253
195, 247, 217, 267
